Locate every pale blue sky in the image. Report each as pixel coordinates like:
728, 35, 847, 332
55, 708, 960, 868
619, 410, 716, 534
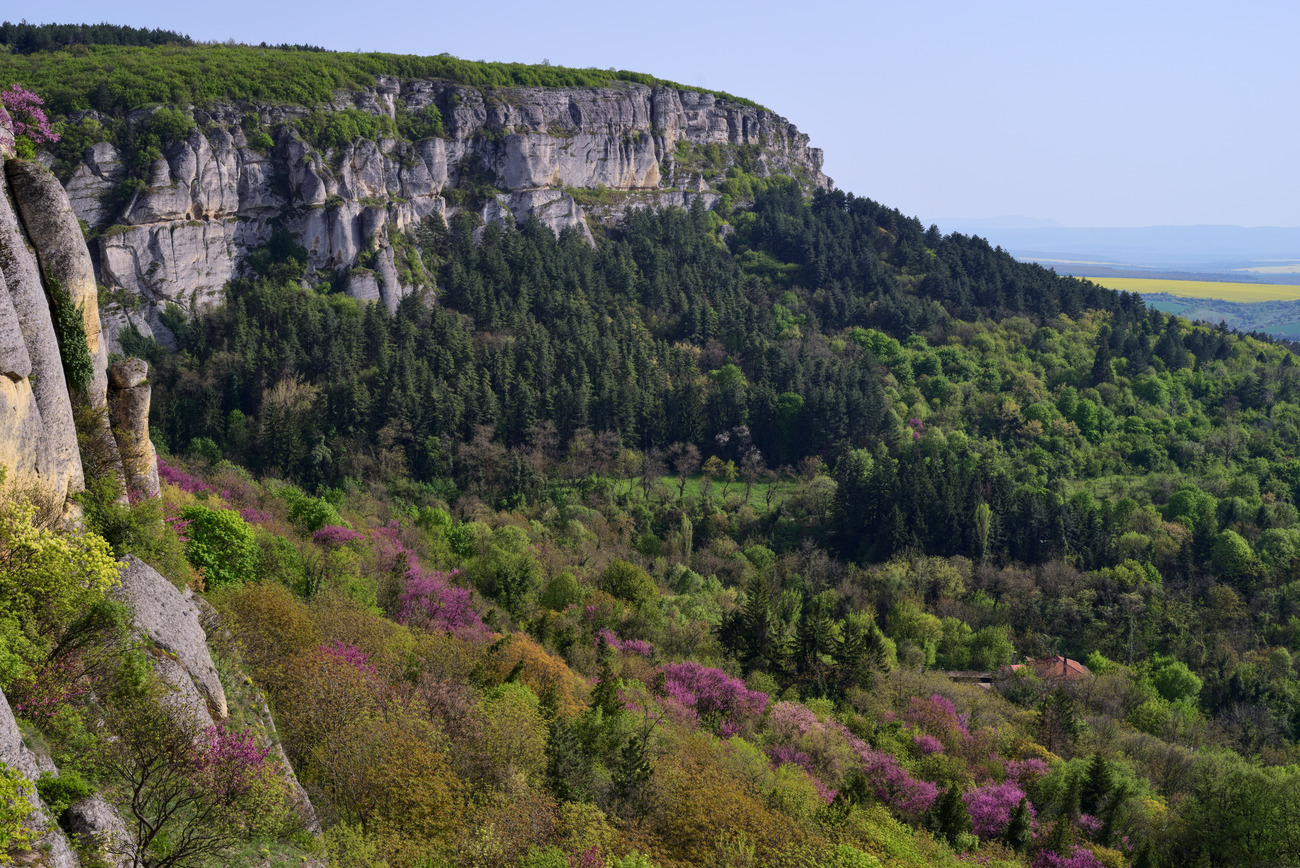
16, 0, 1300, 227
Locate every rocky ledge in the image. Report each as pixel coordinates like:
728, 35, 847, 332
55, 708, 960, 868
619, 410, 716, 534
55, 79, 828, 349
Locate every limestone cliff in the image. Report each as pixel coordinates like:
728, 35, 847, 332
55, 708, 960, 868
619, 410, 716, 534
55, 78, 829, 349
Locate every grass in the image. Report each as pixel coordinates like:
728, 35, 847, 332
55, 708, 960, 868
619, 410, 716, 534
1089, 276, 1300, 303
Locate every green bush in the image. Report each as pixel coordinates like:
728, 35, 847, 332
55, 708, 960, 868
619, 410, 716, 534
179, 505, 257, 588
35, 769, 92, 817
599, 560, 658, 608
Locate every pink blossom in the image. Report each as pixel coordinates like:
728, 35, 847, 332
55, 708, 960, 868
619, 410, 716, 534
1, 84, 58, 143
569, 846, 603, 868
158, 458, 215, 494
312, 524, 364, 547
1005, 757, 1050, 788
319, 640, 378, 677
658, 662, 768, 736
399, 567, 483, 636
913, 733, 945, 755
239, 507, 271, 524
1031, 847, 1107, 868
192, 724, 270, 802
962, 781, 1031, 838
1075, 813, 1102, 836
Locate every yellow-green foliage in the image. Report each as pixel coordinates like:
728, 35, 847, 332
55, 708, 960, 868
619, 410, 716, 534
0, 763, 34, 856
0, 496, 120, 686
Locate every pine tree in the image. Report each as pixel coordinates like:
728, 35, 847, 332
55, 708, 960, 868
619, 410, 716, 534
1003, 797, 1033, 852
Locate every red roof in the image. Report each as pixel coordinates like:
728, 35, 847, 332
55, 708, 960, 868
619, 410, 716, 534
1006, 655, 1091, 681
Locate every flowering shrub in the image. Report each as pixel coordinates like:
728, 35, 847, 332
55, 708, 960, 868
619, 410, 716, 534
857, 747, 940, 817
596, 628, 654, 657
1005, 757, 1050, 788
962, 781, 1031, 838
1031, 847, 1107, 868
1, 84, 58, 144
765, 701, 938, 817
239, 507, 272, 524
10, 654, 96, 722
318, 640, 378, 678
158, 458, 216, 495
400, 568, 481, 635
192, 724, 273, 804
905, 694, 971, 745
369, 522, 484, 636
312, 525, 364, 547
913, 733, 945, 755
658, 661, 768, 737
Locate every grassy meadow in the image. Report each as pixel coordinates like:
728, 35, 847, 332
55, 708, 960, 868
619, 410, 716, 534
1088, 276, 1300, 302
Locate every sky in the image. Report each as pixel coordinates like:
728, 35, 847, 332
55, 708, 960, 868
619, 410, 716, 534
14, 0, 1300, 228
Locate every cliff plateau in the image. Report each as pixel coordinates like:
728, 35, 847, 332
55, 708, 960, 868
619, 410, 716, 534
54, 78, 828, 350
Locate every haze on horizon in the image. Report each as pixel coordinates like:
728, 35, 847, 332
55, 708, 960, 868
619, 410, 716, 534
18, 0, 1300, 229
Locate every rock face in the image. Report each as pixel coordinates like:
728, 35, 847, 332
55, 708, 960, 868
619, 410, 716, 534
115, 555, 229, 722
66, 796, 131, 868
57, 79, 828, 344
0, 157, 84, 523
7, 160, 127, 501
107, 358, 160, 498
0, 687, 80, 868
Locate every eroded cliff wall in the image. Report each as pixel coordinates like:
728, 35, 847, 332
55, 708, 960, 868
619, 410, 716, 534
54, 78, 829, 350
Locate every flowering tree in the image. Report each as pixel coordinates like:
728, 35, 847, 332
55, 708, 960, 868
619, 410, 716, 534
658, 661, 768, 737
962, 780, 1032, 838
97, 693, 285, 868
0, 84, 58, 148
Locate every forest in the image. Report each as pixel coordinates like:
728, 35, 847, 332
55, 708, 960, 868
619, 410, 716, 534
3, 34, 1300, 868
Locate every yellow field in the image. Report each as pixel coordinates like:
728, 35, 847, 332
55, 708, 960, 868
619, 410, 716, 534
1087, 276, 1300, 302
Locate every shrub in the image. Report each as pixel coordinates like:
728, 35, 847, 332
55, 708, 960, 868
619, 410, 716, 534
599, 560, 658, 608
0, 763, 34, 854
0, 495, 121, 687
179, 505, 257, 587
35, 769, 93, 817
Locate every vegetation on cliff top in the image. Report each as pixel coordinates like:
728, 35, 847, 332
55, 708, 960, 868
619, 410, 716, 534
0, 34, 764, 115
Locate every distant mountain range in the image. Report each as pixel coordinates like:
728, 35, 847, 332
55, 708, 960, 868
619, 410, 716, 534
934, 218, 1300, 283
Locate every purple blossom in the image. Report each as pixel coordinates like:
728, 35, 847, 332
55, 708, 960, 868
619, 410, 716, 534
913, 733, 945, 755
399, 567, 484, 636
905, 694, 971, 743
319, 640, 377, 677
569, 846, 603, 868
766, 701, 823, 741
192, 724, 270, 802
158, 458, 214, 494
1, 84, 58, 143
658, 662, 768, 737
858, 747, 940, 817
1005, 757, 1050, 787
1076, 813, 1102, 836
962, 781, 1031, 838
595, 628, 655, 658
239, 507, 271, 524
312, 524, 364, 547
1031, 847, 1107, 868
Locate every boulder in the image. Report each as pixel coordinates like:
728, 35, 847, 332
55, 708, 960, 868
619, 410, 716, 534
115, 555, 228, 721
66, 796, 130, 868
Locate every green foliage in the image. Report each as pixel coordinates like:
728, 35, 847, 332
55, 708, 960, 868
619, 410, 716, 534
598, 560, 658, 608
35, 769, 92, 817
395, 102, 444, 141
0, 763, 34, 855
178, 505, 258, 588
44, 274, 94, 394
0, 495, 121, 687
0, 43, 764, 117
297, 107, 396, 151
1150, 657, 1203, 704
